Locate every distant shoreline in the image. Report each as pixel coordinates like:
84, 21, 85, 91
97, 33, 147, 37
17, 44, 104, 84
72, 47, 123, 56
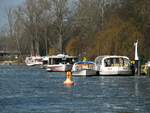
0, 60, 25, 65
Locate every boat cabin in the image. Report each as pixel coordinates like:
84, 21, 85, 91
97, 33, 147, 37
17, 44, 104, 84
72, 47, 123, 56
95, 55, 132, 75
48, 54, 78, 65
46, 54, 78, 72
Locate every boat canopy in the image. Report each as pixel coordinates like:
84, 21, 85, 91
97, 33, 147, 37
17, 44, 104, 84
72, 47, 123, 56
76, 61, 95, 64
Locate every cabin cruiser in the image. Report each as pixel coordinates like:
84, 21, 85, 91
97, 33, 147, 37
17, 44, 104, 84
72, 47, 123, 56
72, 61, 97, 76
25, 56, 43, 66
46, 54, 78, 72
95, 55, 132, 75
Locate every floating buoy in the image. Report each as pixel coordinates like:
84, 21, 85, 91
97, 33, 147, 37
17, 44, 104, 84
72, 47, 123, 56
64, 71, 74, 86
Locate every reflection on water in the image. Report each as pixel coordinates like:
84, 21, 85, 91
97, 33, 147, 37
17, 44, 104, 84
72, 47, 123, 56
0, 65, 150, 113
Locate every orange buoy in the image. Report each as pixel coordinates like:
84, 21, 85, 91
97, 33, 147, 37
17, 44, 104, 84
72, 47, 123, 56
64, 71, 74, 86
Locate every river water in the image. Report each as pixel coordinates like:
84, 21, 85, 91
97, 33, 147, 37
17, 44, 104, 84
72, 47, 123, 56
0, 65, 150, 113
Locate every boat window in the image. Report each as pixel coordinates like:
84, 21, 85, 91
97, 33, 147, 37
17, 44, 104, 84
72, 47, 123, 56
96, 59, 102, 65
104, 58, 112, 67
119, 58, 124, 66
56, 58, 63, 64
62, 57, 66, 60
43, 61, 48, 65
113, 58, 123, 66
49, 58, 52, 64
66, 58, 72, 64
113, 58, 118, 66
96, 60, 99, 64
68, 58, 78, 64
49, 58, 63, 64
105, 58, 126, 67
124, 58, 130, 67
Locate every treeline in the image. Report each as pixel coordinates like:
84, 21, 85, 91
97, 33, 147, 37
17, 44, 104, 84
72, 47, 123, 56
0, 0, 150, 60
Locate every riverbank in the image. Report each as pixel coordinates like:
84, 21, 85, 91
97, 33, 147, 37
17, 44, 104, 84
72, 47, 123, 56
0, 60, 25, 65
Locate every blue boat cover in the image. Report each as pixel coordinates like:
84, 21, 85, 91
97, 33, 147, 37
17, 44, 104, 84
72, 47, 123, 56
76, 61, 95, 64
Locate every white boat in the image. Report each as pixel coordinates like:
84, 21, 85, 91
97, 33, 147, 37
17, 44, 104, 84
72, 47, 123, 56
72, 61, 97, 76
95, 55, 132, 75
25, 56, 43, 66
46, 54, 78, 72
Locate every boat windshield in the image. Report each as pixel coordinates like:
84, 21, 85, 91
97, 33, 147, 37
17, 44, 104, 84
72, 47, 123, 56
104, 58, 130, 67
95, 57, 103, 65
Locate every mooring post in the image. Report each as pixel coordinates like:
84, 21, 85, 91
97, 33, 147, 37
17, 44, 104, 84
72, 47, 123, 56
137, 60, 141, 76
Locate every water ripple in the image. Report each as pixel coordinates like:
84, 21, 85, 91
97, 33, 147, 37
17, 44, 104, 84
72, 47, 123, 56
0, 65, 150, 113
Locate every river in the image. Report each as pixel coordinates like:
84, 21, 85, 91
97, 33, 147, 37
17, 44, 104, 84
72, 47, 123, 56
0, 65, 150, 113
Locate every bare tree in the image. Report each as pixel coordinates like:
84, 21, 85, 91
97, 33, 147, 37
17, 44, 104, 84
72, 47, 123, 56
52, 0, 68, 53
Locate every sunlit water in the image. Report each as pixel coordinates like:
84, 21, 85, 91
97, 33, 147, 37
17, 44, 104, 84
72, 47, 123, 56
0, 65, 150, 113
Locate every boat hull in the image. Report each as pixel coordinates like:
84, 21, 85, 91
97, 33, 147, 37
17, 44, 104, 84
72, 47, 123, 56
99, 71, 132, 75
99, 67, 132, 76
46, 64, 72, 72
72, 69, 97, 76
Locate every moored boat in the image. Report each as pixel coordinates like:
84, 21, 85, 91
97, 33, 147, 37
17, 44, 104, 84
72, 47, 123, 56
95, 55, 132, 75
25, 56, 43, 66
46, 54, 78, 72
72, 61, 97, 76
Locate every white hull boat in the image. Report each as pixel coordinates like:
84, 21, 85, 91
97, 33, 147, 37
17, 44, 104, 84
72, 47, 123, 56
72, 61, 97, 76
25, 56, 43, 66
46, 54, 78, 72
46, 64, 71, 72
95, 55, 133, 76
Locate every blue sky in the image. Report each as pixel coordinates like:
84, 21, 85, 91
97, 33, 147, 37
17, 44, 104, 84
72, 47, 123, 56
0, 0, 25, 29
